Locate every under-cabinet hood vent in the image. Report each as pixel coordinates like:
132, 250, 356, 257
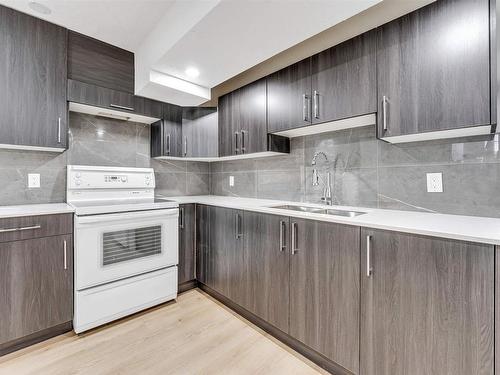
69, 102, 161, 125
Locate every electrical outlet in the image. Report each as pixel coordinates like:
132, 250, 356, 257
28, 173, 40, 188
426, 173, 443, 193
229, 175, 235, 187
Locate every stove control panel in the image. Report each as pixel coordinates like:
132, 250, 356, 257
104, 175, 128, 183
67, 166, 155, 190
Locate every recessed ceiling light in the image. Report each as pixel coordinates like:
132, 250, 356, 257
28, 1, 52, 15
185, 67, 200, 78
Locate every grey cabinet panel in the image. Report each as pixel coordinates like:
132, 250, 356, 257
196, 205, 210, 285
0, 235, 73, 345
289, 219, 360, 374
0, 5, 68, 149
242, 212, 289, 333
377, 0, 491, 138
178, 204, 196, 285
238, 79, 267, 154
162, 103, 183, 158
218, 92, 237, 157
267, 58, 312, 133
0, 214, 72, 243
67, 79, 135, 111
68, 31, 134, 93
134, 97, 163, 119
311, 30, 376, 123
182, 107, 218, 158
360, 229, 494, 375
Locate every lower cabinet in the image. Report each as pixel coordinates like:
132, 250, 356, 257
0, 234, 73, 353
178, 204, 195, 287
360, 228, 494, 375
289, 218, 360, 374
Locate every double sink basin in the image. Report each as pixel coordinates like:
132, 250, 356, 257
271, 204, 366, 218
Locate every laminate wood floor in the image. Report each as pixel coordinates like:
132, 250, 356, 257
0, 289, 326, 375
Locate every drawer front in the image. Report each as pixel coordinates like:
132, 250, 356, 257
0, 214, 73, 243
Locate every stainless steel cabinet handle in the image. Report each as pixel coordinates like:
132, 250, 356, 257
313, 90, 319, 119
234, 132, 240, 154
184, 137, 188, 157
279, 220, 286, 252
63, 240, 68, 270
109, 104, 134, 111
241, 130, 246, 154
291, 222, 298, 254
179, 207, 185, 229
166, 134, 171, 155
0, 224, 41, 233
57, 117, 61, 143
382, 96, 388, 131
302, 94, 309, 122
366, 235, 373, 277
234, 213, 242, 239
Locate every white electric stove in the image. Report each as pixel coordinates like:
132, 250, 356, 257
67, 165, 179, 333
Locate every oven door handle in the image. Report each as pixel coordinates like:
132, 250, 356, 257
76, 209, 178, 225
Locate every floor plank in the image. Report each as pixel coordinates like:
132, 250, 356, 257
0, 289, 326, 375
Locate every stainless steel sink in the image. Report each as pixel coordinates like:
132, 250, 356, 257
271, 205, 366, 217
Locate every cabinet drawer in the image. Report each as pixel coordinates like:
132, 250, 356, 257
0, 214, 73, 243
68, 79, 135, 112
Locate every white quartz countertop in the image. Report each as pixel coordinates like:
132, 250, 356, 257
0, 203, 74, 219
167, 195, 500, 246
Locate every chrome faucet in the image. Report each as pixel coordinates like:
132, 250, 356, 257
311, 151, 333, 205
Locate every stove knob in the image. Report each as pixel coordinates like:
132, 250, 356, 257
121, 176, 127, 182
75, 180, 81, 186
76, 172, 81, 178
146, 180, 150, 186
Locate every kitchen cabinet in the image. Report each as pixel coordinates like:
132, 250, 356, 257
150, 103, 183, 158
68, 30, 134, 94
195, 205, 210, 285
0, 234, 73, 355
178, 204, 196, 288
182, 107, 218, 158
218, 92, 237, 157
242, 212, 290, 333
68, 79, 135, 113
267, 58, 312, 133
360, 228, 494, 375
311, 31, 376, 124
377, 0, 492, 141
0, 5, 68, 150
289, 219, 360, 374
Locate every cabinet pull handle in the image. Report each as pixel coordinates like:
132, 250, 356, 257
302, 94, 310, 122
313, 90, 319, 119
184, 137, 188, 157
366, 235, 373, 277
57, 117, 62, 143
109, 104, 134, 111
234, 132, 240, 154
166, 134, 171, 155
279, 220, 286, 252
63, 240, 68, 270
241, 130, 246, 154
382, 96, 388, 131
0, 224, 41, 233
234, 213, 243, 239
291, 222, 298, 254
179, 207, 185, 229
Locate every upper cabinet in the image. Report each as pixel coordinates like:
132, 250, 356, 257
0, 5, 68, 151
150, 103, 183, 158
377, 0, 492, 142
68, 31, 134, 93
182, 107, 218, 158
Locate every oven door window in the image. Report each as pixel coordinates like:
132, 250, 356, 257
102, 225, 162, 266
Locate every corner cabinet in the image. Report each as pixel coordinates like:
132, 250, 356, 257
150, 103, 183, 158
360, 228, 494, 375
0, 5, 68, 150
377, 0, 492, 142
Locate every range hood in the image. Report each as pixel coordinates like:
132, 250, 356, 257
69, 102, 161, 125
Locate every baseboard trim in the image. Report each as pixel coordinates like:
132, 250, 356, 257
0, 321, 73, 357
178, 279, 198, 293
199, 284, 353, 375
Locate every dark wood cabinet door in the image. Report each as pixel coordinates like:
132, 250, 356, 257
182, 107, 218, 158
242, 212, 289, 333
67, 79, 135, 112
68, 31, 134, 94
195, 205, 210, 285
377, 0, 491, 138
238, 79, 267, 154
311, 31, 376, 124
289, 219, 360, 374
178, 204, 195, 285
134, 97, 163, 119
360, 229, 494, 375
0, 5, 68, 149
267, 58, 311, 133
162, 103, 183, 157
0, 235, 73, 345
218, 92, 238, 157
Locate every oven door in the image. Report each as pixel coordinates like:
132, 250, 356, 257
74, 208, 178, 290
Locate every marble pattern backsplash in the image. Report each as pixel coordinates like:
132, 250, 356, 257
210, 126, 500, 218
0, 112, 209, 205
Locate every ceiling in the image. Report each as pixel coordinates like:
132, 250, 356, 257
1, 0, 382, 106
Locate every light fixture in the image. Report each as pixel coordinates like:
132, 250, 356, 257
185, 67, 200, 79
28, 2, 52, 15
